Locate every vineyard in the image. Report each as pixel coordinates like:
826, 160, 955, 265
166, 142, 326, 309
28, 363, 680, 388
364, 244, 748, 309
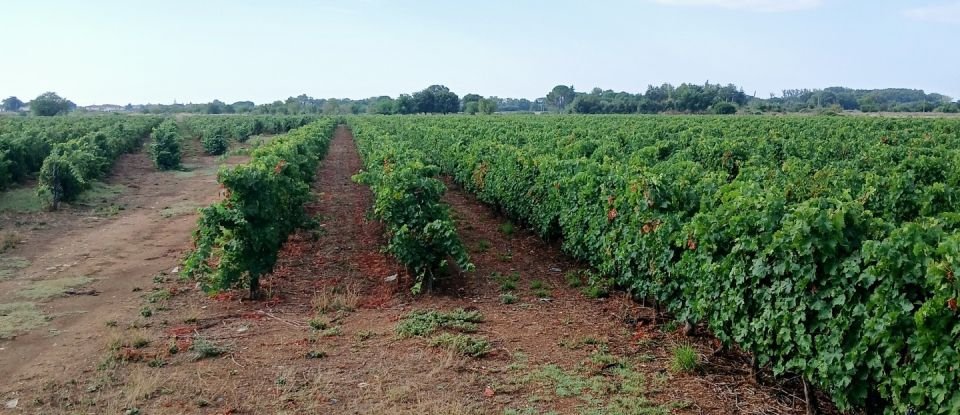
3, 114, 959, 414
342, 115, 960, 414
0, 115, 314, 208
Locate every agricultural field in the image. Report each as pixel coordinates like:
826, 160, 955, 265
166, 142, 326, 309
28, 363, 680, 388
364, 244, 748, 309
0, 114, 958, 415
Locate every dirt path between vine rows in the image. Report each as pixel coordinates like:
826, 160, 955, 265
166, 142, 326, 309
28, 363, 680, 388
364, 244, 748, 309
0, 137, 250, 407
11, 126, 834, 414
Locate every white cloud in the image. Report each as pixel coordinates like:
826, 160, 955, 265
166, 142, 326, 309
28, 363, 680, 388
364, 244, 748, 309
651, 0, 823, 12
904, 2, 960, 23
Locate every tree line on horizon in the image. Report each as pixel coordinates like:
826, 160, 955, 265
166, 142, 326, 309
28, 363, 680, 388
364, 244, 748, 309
3, 83, 959, 117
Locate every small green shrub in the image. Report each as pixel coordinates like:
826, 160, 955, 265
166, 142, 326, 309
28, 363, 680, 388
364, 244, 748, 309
190, 337, 227, 360
493, 272, 520, 292
396, 309, 483, 338
499, 221, 516, 236
429, 333, 491, 357
564, 271, 584, 288
670, 344, 699, 373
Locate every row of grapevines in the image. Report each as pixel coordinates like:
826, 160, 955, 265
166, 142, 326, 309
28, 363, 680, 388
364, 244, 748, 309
358, 114, 960, 414
149, 119, 181, 170
0, 116, 161, 192
347, 118, 473, 293
183, 118, 337, 297
182, 115, 316, 155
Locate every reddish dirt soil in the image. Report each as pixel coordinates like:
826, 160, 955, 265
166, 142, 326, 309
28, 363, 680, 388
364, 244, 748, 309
0, 138, 248, 409
4, 126, 837, 414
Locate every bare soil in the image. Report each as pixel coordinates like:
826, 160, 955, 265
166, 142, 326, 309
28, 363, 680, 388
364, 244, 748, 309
1, 127, 836, 414
0, 138, 247, 408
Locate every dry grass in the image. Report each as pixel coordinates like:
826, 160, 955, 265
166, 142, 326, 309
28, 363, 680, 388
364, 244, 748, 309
0, 302, 47, 339
312, 285, 360, 313
0, 255, 30, 280
122, 367, 166, 408
18, 276, 94, 300
1, 231, 21, 253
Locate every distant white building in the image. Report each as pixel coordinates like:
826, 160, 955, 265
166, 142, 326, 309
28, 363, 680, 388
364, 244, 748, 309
84, 104, 125, 112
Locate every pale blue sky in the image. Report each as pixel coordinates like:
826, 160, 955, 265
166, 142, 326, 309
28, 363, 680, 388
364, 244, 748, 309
1, 0, 958, 105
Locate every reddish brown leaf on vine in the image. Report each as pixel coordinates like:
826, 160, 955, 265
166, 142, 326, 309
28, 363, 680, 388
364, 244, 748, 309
686, 238, 697, 250
948, 297, 957, 312
607, 208, 618, 221
641, 220, 661, 234
274, 160, 287, 174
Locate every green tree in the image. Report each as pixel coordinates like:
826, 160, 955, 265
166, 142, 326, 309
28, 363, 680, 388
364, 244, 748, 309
464, 101, 480, 115
478, 98, 497, 114
2, 96, 23, 112
461, 93, 482, 111
413, 85, 460, 114
546, 85, 575, 112
395, 94, 416, 114
368, 96, 395, 114
712, 102, 737, 114
31, 92, 75, 116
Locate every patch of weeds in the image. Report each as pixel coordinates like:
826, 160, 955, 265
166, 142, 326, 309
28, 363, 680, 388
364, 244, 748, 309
530, 280, 552, 298
395, 308, 483, 338
0, 187, 43, 213
497, 252, 514, 262
74, 182, 126, 207
140, 307, 153, 318
499, 221, 516, 236
308, 317, 329, 330
109, 331, 151, 351
1, 231, 21, 253
147, 358, 166, 368
500, 293, 518, 304
355, 330, 375, 341
474, 239, 492, 253
146, 289, 171, 304
582, 273, 613, 299
507, 351, 528, 372
159, 201, 200, 218
106, 320, 118, 327
507, 408, 559, 415
172, 164, 216, 179
0, 302, 48, 339
528, 364, 606, 398
93, 203, 123, 217
190, 337, 227, 360
493, 272, 520, 292
670, 344, 699, 373
0, 256, 30, 280
429, 333, 491, 357
152, 274, 167, 284
589, 350, 623, 368
305, 350, 328, 359
661, 320, 680, 333
319, 326, 342, 337
564, 270, 585, 288
560, 336, 606, 351
313, 285, 359, 314
525, 361, 668, 415
18, 276, 94, 300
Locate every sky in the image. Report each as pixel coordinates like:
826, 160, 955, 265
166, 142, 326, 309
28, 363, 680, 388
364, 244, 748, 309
1, 0, 958, 106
